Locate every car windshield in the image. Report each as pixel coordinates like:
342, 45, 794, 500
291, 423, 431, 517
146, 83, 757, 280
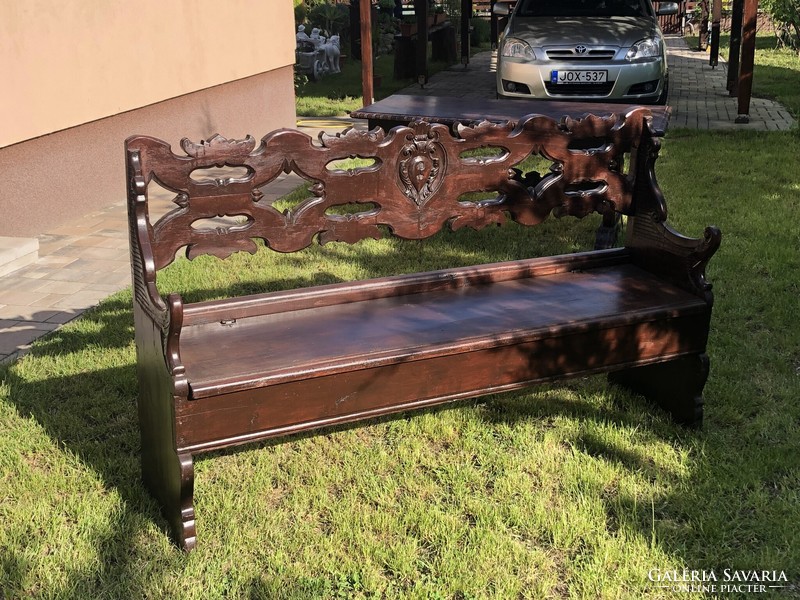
516, 0, 652, 18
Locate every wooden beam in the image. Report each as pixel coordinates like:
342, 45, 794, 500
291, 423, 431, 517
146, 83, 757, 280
461, 0, 472, 65
709, 0, 722, 66
414, 0, 429, 85
360, 0, 374, 106
698, 0, 710, 50
736, 0, 758, 122
727, 0, 744, 94
490, 0, 499, 48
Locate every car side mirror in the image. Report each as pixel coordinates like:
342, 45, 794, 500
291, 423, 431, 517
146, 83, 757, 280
655, 1, 680, 16
492, 3, 511, 16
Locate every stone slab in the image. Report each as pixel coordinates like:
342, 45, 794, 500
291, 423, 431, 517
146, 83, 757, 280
0, 236, 39, 277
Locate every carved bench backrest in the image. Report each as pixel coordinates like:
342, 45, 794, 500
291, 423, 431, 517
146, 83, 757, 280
126, 109, 653, 277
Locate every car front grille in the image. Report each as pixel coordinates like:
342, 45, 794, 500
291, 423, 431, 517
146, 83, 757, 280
544, 81, 615, 96
545, 48, 617, 61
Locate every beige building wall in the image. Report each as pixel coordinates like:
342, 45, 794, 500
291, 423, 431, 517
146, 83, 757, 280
1, 0, 295, 147
0, 1, 297, 237
0, 68, 296, 237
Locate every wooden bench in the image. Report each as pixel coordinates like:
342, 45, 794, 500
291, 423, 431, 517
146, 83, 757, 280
126, 106, 720, 551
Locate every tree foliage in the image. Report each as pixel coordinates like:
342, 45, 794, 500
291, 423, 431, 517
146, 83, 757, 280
760, 0, 800, 51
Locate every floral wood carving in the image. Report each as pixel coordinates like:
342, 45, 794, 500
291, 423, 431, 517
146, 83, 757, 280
125, 108, 655, 271
181, 134, 256, 162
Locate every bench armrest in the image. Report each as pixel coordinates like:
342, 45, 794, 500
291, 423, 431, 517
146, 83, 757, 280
127, 147, 169, 327
626, 135, 721, 301
165, 293, 188, 395
127, 146, 188, 390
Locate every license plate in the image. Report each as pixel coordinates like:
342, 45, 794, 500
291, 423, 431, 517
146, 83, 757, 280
550, 70, 608, 84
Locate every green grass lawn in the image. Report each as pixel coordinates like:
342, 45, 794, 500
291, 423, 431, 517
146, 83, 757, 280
2, 128, 799, 599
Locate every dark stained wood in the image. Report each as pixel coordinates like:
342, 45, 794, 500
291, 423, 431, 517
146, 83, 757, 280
727, 0, 745, 94
177, 312, 712, 453
126, 111, 652, 272
736, 0, 758, 122
415, 0, 429, 84
126, 107, 719, 551
180, 263, 707, 398
351, 95, 672, 136
130, 293, 196, 550
609, 354, 709, 427
181, 249, 633, 326
461, 0, 471, 65
710, 0, 722, 67
359, 0, 374, 106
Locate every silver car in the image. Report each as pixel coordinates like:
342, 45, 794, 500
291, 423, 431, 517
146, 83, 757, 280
494, 0, 678, 104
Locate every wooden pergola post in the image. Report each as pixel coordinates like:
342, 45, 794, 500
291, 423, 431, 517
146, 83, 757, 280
698, 0, 710, 50
360, 0, 374, 107
709, 0, 722, 67
461, 0, 472, 65
735, 0, 758, 123
490, 0, 498, 48
727, 0, 744, 94
414, 0, 429, 85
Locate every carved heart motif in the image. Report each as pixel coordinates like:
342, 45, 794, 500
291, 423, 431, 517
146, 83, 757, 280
398, 130, 446, 206
409, 156, 432, 195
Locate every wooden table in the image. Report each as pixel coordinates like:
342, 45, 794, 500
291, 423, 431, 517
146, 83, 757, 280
352, 95, 671, 136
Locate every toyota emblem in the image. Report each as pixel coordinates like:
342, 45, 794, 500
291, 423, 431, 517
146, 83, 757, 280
575, 44, 588, 54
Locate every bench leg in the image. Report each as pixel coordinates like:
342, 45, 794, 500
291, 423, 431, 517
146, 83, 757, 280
608, 354, 709, 427
141, 445, 197, 551
136, 364, 197, 549
136, 374, 197, 549
173, 453, 197, 551
594, 212, 622, 250
134, 306, 197, 550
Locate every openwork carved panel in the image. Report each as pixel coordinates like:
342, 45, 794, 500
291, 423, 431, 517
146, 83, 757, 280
126, 109, 651, 271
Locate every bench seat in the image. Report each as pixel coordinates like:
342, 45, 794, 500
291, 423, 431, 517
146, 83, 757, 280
172, 252, 711, 453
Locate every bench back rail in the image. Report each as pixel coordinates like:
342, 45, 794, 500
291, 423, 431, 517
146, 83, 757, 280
128, 110, 651, 273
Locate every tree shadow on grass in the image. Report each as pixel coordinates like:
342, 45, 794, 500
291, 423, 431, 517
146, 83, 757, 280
0, 297, 180, 597
4, 219, 798, 595
5, 290, 798, 597
0, 251, 700, 598
475, 379, 800, 596
0, 310, 693, 599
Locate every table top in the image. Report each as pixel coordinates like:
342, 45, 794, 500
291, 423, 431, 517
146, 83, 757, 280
352, 95, 671, 136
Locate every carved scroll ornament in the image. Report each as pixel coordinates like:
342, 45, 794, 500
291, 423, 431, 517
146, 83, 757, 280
125, 108, 653, 272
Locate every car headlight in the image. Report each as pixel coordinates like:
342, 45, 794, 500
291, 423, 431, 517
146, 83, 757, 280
625, 37, 663, 60
501, 37, 536, 60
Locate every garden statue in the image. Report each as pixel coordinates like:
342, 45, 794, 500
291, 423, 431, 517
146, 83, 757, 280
295, 26, 341, 81
320, 34, 341, 74
310, 28, 325, 48
296, 24, 310, 42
